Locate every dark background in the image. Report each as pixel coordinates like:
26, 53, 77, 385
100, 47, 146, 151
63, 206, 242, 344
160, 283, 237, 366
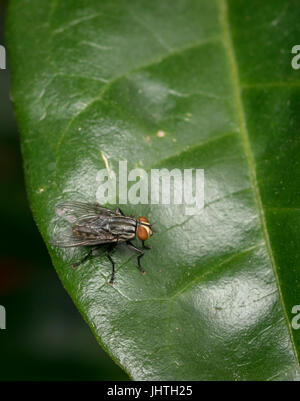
0, 0, 128, 380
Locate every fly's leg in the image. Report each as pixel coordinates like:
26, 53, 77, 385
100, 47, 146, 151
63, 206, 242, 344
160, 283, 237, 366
142, 240, 151, 250
107, 253, 115, 285
115, 207, 135, 218
106, 244, 116, 285
72, 245, 99, 268
115, 207, 125, 216
126, 241, 146, 275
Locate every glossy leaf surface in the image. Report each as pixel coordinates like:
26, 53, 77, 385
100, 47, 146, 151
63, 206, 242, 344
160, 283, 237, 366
7, 0, 300, 379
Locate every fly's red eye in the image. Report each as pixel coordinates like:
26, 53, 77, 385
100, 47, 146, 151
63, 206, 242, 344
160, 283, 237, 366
138, 216, 149, 224
137, 226, 149, 241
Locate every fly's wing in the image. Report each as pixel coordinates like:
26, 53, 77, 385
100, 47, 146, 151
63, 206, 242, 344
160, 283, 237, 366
51, 202, 119, 247
50, 231, 97, 248
50, 228, 117, 247
55, 201, 120, 223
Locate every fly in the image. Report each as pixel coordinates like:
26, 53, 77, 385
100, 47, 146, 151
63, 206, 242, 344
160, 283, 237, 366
50, 201, 154, 285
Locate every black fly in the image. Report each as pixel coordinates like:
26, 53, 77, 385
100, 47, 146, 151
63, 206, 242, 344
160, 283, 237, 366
51, 201, 154, 285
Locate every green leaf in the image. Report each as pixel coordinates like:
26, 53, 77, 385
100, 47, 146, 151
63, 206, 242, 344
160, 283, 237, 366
7, 0, 300, 380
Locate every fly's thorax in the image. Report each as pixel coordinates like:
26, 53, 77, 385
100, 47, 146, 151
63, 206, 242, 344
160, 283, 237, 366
107, 215, 136, 240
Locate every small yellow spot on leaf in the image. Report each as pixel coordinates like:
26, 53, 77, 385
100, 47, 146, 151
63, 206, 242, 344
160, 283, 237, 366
157, 130, 165, 138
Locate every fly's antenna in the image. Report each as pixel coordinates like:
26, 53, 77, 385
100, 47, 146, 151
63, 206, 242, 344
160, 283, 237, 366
138, 217, 157, 234
140, 221, 157, 231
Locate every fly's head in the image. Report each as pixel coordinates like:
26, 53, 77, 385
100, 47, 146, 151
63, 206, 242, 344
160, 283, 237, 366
137, 216, 153, 241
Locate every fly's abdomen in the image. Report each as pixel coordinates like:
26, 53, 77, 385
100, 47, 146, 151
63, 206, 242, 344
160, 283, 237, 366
72, 224, 99, 240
